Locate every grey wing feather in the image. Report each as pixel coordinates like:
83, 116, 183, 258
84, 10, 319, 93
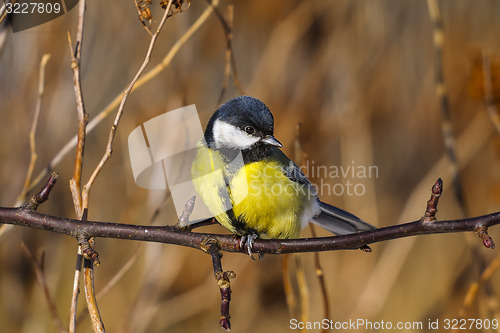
311, 201, 376, 235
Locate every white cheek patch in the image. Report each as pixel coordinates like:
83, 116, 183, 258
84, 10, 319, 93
212, 120, 260, 149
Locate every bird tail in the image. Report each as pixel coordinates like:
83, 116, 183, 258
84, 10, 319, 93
311, 201, 375, 235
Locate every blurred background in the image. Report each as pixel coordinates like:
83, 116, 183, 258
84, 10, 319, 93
1, 0, 500, 332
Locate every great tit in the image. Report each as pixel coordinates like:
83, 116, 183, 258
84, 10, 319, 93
191, 96, 375, 256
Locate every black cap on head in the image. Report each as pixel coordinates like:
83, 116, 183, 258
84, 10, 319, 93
205, 96, 275, 143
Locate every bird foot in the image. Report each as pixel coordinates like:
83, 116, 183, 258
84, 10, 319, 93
239, 234, 259, 260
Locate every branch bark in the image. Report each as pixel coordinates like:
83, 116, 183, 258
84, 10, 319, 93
3, 188, 499, 255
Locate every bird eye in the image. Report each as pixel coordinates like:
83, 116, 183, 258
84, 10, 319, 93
244, 126, 255, 134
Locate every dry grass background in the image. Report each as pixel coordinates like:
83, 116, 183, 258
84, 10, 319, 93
0, 0, 500, 332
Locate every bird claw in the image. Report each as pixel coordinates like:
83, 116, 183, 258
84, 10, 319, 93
240, 234, 259, 260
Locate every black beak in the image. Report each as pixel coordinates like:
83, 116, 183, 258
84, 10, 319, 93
261, 135, 283, 148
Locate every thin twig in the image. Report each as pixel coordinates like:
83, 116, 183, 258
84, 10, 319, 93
16, 54, 51, 205
69, 249, 83, 333
217, 5, 232, 102
20, 242, 66, 333
81, 224, 104, 333
66, 1, 93, 332
205, 240, 235, 331
21, 172, 58, 211
26, 0, 220, 194
426, 0, 465, 212
84, 258, 105, 332
0, 0, 16, 26
292, 122, 312, 326
214, 4, 244, 102
309, 224, 330, 333
0, 2, 6, 25
68, 0, 88, 219
80, 0, 171, 211
0, 36, 42, 224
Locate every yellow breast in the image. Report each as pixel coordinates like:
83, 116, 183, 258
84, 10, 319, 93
229, 161, 314, 238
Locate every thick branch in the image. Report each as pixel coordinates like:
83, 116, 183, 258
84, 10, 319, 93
1, 207, 499, 255
4, 175, 498, 255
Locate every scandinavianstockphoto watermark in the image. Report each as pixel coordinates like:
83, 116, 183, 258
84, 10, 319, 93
243, 160, 378, 199
289, 317, 499, 331
290, 318, 424, 331
298, 159, 378, 197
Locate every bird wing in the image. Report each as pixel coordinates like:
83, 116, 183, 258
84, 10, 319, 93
272, 149, 317, 194
311, 201, 375, 235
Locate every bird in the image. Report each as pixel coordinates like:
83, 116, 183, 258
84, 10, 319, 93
191, 96, 375, 257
